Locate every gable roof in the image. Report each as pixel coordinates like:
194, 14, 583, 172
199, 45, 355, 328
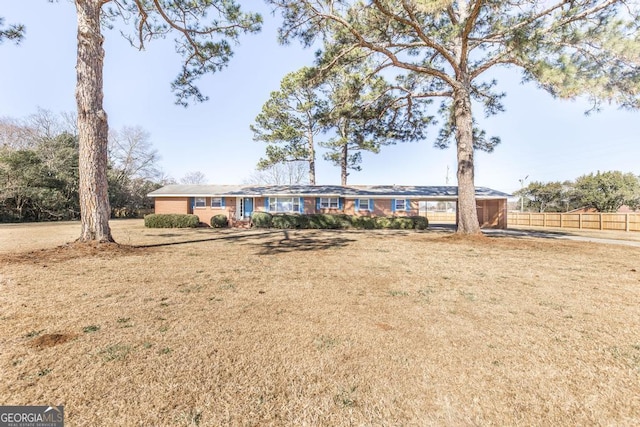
148, 184, 511, 199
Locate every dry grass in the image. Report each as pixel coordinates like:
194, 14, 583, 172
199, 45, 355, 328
1, 220, 639, 426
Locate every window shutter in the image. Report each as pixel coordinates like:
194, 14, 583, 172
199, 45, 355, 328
190, 197, 194, 213
299, 197, 304, 214
405, 199, 410, 212
391, 199, 396, 213
265, 198, 270, 211
338, 197, 343, 210
221, 197, 226, 208
369, 199, 375, 212
355, 199, 359, 212
316, 197, 320, 211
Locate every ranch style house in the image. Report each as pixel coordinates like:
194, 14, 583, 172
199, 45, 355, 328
148, 184, 511, 229
149, 185, 509, 228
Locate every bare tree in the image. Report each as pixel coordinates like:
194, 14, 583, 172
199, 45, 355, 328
180, 171, 208, 185
108, 125, 161, 183
244, 161, 309, 185
0, 109, 76, 150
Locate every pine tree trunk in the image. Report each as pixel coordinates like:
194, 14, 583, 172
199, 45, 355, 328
453, 86, 481, 234
340, 144, 348, 186
307, 130, 316, 185
75, 0, 114, 242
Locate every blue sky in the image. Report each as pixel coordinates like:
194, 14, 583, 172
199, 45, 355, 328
1, 1, 638, 193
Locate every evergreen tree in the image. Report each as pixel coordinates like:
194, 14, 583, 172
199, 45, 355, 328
74, 0, 261, 242
269, 0, 640, 233
251, 67, 325, 185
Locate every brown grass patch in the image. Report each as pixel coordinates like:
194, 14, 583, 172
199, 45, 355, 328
1, 220, 640, 425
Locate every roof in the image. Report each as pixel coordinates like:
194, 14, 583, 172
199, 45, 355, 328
148, 184, 511, 199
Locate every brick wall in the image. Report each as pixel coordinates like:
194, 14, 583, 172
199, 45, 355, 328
154, 197, 190, 215
192, 197, 234, 224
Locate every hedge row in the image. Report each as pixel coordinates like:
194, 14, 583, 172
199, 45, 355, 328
144, 214, 200, 228
251, 212, 428, 230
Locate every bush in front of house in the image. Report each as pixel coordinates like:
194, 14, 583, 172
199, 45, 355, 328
374, 216, 394, 229
144, 214, 200, 228
307, 213, 351, 229
409, 216, 429, 230
251, 212, 272, 228
271, 213, 304, 229
392, 217, 417, 230
210, 214, 229, 228
351, 215, 377, 229
249, 212, 428, 230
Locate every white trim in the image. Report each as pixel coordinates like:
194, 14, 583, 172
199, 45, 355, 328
194, 197, 206, 208
268, 197, 301, 213
211, 197, 223, 208
357, 199, 371, 211
320, 197, 340, 209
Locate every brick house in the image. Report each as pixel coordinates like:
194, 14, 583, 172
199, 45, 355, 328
148, 184, 510, 229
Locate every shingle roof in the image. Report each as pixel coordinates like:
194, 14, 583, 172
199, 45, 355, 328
148, 184, 510, 199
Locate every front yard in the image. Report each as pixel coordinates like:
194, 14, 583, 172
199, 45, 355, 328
1, 220, 639, 425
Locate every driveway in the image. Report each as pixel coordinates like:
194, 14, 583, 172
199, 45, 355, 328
483, 226, 640, 248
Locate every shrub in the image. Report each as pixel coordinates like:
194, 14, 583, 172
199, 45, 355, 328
308, 214, 340, 229
251, 212, 272, 228
210, 214, 229, 228
374, 216, 394, 229
351, 215, 376, 229
409, 216, 429, 230
272, 214, 304, 229
144, 214, 199, 228
393, 217, 416, 230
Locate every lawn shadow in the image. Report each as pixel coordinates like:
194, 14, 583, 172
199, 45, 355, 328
254, 230, 356, 255
483, 228, 573, 240
136, 229, 284, 248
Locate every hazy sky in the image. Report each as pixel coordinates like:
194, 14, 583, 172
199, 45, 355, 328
1, 1, 638, 193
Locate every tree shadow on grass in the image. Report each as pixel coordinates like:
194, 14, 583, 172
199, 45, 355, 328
483, 228, 572, 240
253, 230, 356, 255
136, 229, 284, 249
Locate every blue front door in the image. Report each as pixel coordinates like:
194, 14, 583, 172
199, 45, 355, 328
243, 198, 253, 219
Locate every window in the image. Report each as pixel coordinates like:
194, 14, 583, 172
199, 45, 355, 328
211, 197, 223, 208
194, 197, 206, 208
269, 197, 301, 213
395, 199, 406, 211
320, 197, 339, 209
358, 199, 370, 211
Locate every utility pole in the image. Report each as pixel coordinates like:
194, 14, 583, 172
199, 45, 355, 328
445, 165, 450, 185
519, 175, 529, 212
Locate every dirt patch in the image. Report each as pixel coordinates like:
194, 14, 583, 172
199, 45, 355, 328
0, 241, 152, 266
29, 333, 77, 349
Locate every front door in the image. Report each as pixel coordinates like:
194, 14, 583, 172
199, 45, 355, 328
243, 197, 253, 219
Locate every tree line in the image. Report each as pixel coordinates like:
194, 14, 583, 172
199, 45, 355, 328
0, 111, 164, 222
516, 171, 640, 213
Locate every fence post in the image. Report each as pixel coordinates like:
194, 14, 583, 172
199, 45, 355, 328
600, 213, 604, 230
560, 213, 563, 229
626, 213, 630, 232
579, 214, 582, 229
543, 213, 547, 227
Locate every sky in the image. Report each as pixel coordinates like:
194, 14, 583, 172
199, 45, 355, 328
1, 1, 638, 194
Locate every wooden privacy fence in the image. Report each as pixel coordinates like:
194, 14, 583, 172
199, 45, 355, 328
426, 212, 457, 223
509, 212, 640, 232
